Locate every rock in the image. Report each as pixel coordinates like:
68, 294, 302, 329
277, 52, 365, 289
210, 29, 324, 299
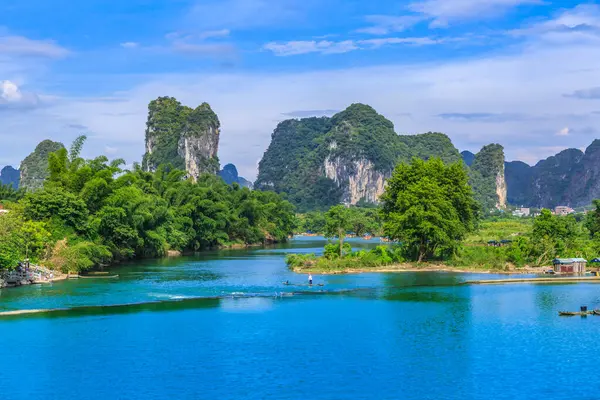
19, 140, 65, 191
143, 97, 220, 180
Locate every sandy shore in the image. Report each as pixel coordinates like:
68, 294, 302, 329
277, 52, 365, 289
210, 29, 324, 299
291, 263, 548, 275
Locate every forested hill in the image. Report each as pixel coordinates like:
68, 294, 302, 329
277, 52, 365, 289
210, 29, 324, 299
20, 140, 65, 191
142, 97, 220, 181
255, 104, 463, 212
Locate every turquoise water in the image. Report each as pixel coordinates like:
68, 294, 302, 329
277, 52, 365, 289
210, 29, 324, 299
2, 237, 600, 399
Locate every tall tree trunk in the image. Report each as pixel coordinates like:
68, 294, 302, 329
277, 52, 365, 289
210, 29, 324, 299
339, 228, 344, 257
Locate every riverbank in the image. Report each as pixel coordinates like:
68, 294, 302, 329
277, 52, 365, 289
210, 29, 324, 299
0, 266, 69, 289
290, 263, 549, 275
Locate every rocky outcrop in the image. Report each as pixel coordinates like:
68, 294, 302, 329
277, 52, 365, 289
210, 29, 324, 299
324, 157, 387, 204
0, 166, 20, 189
143, 97, 220, 180
469, 144, 507, 211
256, 103, 461, 211
506, 140, 600, 208
20, 140, 64, 191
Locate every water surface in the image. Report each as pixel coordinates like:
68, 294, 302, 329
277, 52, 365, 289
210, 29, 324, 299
1, 237, 599, 400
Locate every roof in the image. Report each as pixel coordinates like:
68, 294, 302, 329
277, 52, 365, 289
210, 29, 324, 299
552, 258, 587, 264
591, 258, 600, 263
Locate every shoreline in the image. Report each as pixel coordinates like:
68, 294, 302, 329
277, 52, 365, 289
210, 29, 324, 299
291, 263, 549, 276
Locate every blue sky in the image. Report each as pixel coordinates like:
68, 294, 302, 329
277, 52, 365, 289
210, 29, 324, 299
1, 0, 599, 179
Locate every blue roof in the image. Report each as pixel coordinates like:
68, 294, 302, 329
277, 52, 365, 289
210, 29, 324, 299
553, 258, 587, 264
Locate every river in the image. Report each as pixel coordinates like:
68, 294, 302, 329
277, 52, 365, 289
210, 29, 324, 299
1, 236, 599, 399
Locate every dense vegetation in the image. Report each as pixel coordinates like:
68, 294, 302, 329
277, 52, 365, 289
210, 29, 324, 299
142, 97, 220, 175
19, 140, 65, 191
0, 137, 295, 273
469, 144, 506, 211
380, 158, 479, 262
296, 207, 382, 237
288, 156, 600, 273
256, 104, 461, 212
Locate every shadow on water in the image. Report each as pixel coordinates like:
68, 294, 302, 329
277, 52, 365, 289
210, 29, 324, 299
0, 297, 221, 321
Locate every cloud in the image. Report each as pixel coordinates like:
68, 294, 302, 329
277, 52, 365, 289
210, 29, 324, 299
0, 35, 69, 58
163, 30, 235, 57
2, 4, 600, 181
171, 41, 236, 56
66, 123, 88, 130
263, 40, 358, 56
120, 42, 139, 49
198, 29, 231, 40
511, 4, 600, 43
564, 87, 600, 100
556, 127, 570, 136
264, 36, 441, 56
408, 0, 545, 27
357, 15, 424, 35
282, 109, 339, 118
0, 80, 39, 110
437, 112, 529, 122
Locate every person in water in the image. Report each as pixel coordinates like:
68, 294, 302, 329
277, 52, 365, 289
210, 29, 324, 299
308, 274, 313, 285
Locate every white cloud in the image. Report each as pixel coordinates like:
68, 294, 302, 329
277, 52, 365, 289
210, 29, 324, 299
357, 15, 424, 35
264, 36, 440, 56
120, 42, 139, 49
263, 40, 358, 56
0, 35, 69, 58
198, 29, 231, 40
0, 80, 39, 109
556, 127, 570, 136
408, 0, 545, 27
2, 5, 600, 181
1, 80, 22, 102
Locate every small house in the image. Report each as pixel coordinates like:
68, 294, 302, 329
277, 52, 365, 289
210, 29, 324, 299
552, 258, 587, 274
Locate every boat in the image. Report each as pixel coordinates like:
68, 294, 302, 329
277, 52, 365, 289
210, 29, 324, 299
558, 310, 600, 316
282, 282, 324, 287
558, 311, 586, 316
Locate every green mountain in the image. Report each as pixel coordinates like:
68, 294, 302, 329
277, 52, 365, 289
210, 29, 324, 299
255, 104, 462, 211
19, 140, 65, 191
142, 97, 220, 180
505, 140, 600, 208
469, 144, 507, 211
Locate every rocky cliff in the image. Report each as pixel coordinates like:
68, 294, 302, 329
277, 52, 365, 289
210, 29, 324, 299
142, 97, 220, 180
506, 140, 600, 208
255, 104, 461, 211
20, 140, 65, 191
0, 166, 20, 189
469, 144, 507, 211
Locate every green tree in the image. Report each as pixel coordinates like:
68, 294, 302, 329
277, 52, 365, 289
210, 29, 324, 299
531, 209, 579, 264
324, 205, 352, 257
380, 158, 479, 262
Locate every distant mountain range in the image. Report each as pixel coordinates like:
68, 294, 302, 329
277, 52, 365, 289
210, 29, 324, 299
2, 98, 599, 211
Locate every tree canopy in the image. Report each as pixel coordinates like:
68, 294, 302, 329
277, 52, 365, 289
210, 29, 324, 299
380, 158, 479, 262
0, 136, 296, 272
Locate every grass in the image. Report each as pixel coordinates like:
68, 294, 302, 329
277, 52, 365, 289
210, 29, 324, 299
464, 219, 532, 245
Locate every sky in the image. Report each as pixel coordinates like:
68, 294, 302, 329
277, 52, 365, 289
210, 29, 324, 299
1, 0, 599, 180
